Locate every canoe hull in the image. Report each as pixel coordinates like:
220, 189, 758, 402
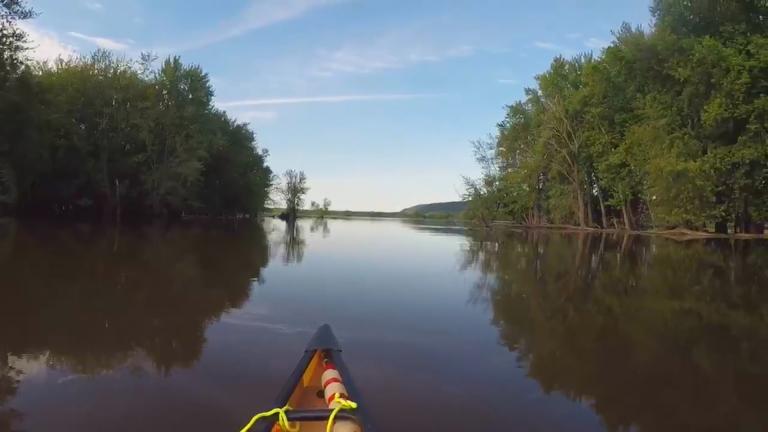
256, 324, 374, 432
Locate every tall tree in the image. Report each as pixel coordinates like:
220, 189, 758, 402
279, 169, 308, 221
0, 0, 34, 214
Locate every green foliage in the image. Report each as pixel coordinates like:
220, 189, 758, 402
467, 0, 768, 233
279, 169, 309, 220
0, 0, 34, 213
651, 0, 768, 38
0, 5, 271, 220
0, 0, 34, 81
197, 112, 272, 216
0, 46, 271, 219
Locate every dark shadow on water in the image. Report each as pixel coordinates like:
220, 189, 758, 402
399, 218, 467, 236
462, 229, 768, 431
0, 221, 269, 431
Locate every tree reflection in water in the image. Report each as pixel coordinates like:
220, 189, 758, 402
462, 229, 768, 432
0, 361, 21, 432
279, 220, 306, 264
0, 222, 269, 431
309, 217, 330, 238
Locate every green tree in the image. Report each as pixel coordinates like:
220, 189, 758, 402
310, 197, 332, 217
138, 56, 212, 216
197, 111, 272, 217
0, 0, 35, 214
279, 169, 308, 221
467, 0, 768, 234
2, 47, 272, 220
651, 0, 768, 38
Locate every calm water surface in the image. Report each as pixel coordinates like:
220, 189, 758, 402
1, 218, 767, 431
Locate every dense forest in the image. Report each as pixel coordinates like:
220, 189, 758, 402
465, 0, 768, 234
0, 1, 272, 221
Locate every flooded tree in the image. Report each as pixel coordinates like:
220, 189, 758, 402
279, 170, 308, 222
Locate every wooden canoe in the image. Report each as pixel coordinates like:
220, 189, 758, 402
255, 324, 375, 432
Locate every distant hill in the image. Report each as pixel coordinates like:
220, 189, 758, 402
401, 201, 468, 215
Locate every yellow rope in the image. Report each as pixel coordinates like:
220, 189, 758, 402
326, 395, 358, 432
238, 395, 357, 432
239, 405, 299, 432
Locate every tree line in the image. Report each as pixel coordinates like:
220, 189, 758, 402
465, 0, 768, 234
0, 1, 272, 221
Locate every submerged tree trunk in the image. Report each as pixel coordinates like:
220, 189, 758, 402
115, 178, 121, 226
100, 154, 113, 223
576, 187, 586, 227
714, 192, 728, 234
740, 196, 752, 234
714, 220, 728, 234
597, 189, 607, 229
750, 222, 765, 235
622, 199, 634, 231
645, 197, 656, 228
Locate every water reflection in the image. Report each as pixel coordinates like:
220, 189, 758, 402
0, 222, 269, 431
0, 361, 20, 432
309, 218, 330, 238
462, 230, 768, 431
399, 218, 466, 236
279, 220, 306, 264
0, 219, 14, 261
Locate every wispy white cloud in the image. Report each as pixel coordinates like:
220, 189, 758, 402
584, 37, 610, 49
533, 41, 576, 55
533, 41, 563, 51
497, 79, 520, 85
223, 21, 479, 98
218, 93, 435, 108
173, 0, 345, 52
238, 110, 279, 121
82, 1, 104, 11
67, 32, 131, 50
310, 31, 474, 77
19, 22, 77, 61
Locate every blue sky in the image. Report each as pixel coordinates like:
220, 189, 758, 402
21, 0, 652, 211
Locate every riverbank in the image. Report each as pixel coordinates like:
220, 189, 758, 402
485, 221, 768, 240
265, 208, 459, 220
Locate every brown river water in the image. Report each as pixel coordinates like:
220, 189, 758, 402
1, 217, 767, 431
